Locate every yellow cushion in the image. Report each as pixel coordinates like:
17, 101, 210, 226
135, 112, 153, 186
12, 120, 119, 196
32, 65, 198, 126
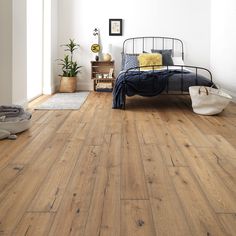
138, 53, 163, 70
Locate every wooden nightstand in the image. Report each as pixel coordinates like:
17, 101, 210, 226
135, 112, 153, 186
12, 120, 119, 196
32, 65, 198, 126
91, 61, 115, 92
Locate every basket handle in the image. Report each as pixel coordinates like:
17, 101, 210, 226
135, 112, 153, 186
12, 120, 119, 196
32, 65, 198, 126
198, 86, 209, 95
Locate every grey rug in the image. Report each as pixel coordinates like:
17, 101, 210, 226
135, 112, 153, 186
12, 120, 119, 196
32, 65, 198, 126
35, 92, 89, 110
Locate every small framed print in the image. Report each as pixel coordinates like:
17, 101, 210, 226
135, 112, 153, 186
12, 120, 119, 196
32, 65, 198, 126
109, 19, 122, 36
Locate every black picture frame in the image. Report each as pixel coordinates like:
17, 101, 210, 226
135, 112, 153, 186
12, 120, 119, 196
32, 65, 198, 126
109, 19, 122, 36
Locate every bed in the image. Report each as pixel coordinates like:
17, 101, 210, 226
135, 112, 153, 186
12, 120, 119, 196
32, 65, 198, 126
112, 36, 214, 109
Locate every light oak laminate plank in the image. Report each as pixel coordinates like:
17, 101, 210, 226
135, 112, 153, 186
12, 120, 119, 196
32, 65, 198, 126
0, 133, 69, 235
179, 145, 236, 213
121, 200, 156, 236
48, 145, 102, 236
139, 144, 192, 235
84, 125, 121, 236
218, 213, 236, 236
121, 120, 148, 200
169, 167, 227, 235
13, 212, 54, 236
28, 123, 91, 212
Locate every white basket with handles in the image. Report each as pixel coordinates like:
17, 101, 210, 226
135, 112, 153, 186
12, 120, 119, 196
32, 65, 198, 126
189, 86, 232, 115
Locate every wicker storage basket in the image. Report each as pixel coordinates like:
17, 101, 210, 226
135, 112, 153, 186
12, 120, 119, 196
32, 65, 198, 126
59, 77, 77, 93
189, 86, 232, 115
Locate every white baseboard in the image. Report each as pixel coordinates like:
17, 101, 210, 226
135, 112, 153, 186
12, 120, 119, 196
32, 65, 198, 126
15, 99, 28, 109
51, 83, 92, 93
51, 85, 56, 94
77, 82, 93, 91
43, 86, 55, 95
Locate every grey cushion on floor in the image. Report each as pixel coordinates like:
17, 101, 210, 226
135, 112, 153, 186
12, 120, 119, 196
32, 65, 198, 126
0, 110, 31, 140
0, 129, 11, 140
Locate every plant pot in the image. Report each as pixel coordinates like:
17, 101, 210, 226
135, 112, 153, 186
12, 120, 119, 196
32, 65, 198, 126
59, 76, 77, 93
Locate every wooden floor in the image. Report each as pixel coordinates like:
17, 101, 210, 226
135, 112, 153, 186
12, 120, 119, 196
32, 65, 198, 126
0, 92, 236, 236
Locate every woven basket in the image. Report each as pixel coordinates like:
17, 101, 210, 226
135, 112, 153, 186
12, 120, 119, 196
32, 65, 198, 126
59, 77, 77, 93
189, 86, 232, 115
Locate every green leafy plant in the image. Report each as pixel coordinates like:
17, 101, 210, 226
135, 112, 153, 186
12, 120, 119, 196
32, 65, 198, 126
58, 39, 82, 77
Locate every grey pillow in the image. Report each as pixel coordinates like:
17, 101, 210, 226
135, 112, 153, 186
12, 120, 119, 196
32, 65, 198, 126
151, 49, 173, 66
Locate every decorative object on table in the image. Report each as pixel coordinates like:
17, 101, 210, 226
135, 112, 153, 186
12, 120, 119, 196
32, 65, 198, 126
91, 44, 100, 61
103, 53, 112, 61
103, 43, 112, 61
109, 19, 122, 36
96, 74, 103, 79
35, 92, 89, 110
58, 39, 82, 93
108, 68, 114, 78
91, 28, 101, 61
189, 86, 232, 115
91, 44, 100, 53
0, 105, 31, 140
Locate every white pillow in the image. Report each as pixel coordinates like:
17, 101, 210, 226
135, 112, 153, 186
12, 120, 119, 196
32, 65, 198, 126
172, 57, 185, 66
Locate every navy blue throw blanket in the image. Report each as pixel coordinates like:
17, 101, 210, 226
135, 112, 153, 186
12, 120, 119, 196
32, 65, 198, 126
112, 70, 175, 109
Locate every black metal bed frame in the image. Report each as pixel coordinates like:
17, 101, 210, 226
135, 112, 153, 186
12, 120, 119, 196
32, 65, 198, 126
123, 36, 185, 59
121, 36, 213, 109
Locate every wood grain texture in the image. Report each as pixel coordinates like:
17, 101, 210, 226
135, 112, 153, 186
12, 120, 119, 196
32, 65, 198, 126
0, 93, 235, 235
13, 212, 55, 236
179, 145, 236, 213
139, 144, 192, 235
28, 123, 91, 212
0, 110, 55, 170
121, 200, 156, 236
84, 123, 122, 236
0, 133, 69, 234
218, 213, 236, 236
48, 145, 102, 236
121, 120, 148, 200
169, 167, 227, 235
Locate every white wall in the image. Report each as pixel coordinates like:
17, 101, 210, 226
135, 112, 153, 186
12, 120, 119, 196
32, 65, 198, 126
51, 0, 58, 93
211, 0, 236, 99
0, 0, 13, 104
58, 0, 211, 90
12, 0, 27, 106
43, 0, 58, 94
0, 0, 27, 106
27, 0, 43, 100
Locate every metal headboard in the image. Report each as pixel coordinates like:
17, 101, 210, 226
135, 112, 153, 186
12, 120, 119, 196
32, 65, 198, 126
122, 36, 184, 60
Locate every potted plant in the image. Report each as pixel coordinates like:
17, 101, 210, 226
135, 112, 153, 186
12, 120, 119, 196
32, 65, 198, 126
58, 39, 82, 92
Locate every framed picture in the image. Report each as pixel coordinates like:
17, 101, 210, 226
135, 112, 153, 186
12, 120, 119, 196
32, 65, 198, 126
109, 19, 122, 36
